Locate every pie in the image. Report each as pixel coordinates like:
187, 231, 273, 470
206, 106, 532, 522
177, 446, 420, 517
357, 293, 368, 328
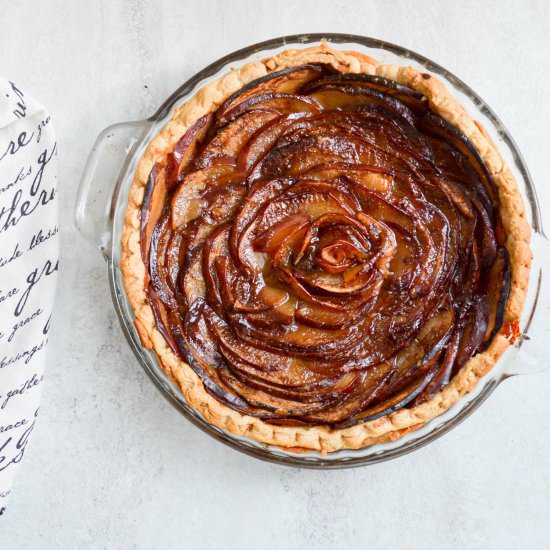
121, 44, 531, 453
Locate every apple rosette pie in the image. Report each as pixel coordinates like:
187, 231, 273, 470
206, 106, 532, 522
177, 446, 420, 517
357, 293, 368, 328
122, 45, 530, 452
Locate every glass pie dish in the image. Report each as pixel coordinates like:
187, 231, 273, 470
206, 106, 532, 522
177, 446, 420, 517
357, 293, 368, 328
75, 34, 550, 468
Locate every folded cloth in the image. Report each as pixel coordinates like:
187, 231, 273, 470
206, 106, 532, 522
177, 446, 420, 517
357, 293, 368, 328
0, 78, 58, 515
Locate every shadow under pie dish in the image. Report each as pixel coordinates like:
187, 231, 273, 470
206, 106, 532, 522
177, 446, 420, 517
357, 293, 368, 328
120, 43, 531, 454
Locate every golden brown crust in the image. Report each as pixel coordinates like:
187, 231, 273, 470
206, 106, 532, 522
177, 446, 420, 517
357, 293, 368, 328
121, 43, 531, 453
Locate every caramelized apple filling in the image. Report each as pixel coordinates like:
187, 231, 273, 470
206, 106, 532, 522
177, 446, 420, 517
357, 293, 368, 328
140, 64, 509, 427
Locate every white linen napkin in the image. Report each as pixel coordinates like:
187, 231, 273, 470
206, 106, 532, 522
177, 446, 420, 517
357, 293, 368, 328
0, 78, 58, 515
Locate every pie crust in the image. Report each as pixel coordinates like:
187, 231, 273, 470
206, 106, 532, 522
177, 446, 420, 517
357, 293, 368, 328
121, 44, 531, 453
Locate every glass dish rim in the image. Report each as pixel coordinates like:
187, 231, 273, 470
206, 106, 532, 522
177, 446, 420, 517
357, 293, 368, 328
91, 33, 543, 468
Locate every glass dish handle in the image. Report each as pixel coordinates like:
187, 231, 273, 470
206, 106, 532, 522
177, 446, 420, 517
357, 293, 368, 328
75, 120, 152, 259
504, 232, 550, 377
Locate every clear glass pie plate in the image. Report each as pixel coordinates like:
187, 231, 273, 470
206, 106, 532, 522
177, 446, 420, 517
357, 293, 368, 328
75, 34, 550, 468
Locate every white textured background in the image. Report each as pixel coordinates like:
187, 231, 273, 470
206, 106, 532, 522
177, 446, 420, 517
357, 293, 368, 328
1, 1, 549, 548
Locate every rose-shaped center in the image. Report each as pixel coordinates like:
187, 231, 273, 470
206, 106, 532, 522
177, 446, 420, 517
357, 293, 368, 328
317, 238, 365, 273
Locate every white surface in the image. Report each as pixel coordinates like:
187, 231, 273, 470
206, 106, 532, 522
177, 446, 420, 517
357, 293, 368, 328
1, 1, 549, 548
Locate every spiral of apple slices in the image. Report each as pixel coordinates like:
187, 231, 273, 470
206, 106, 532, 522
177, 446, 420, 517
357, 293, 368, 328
140, 63, 510, 427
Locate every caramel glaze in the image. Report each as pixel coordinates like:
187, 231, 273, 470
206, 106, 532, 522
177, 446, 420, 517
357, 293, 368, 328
140, 64, 510, 427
